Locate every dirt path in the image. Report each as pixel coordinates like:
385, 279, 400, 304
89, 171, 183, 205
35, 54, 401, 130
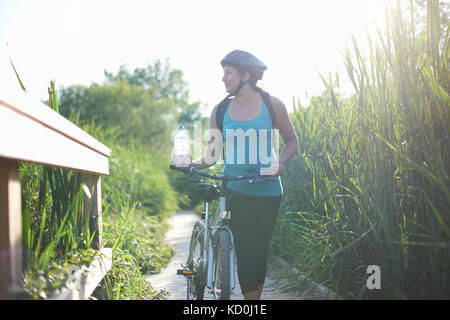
146, 211, 333, 300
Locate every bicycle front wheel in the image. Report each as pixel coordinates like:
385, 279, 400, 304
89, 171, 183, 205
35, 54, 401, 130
212, 229, 232, 300
187, 221, 206, 300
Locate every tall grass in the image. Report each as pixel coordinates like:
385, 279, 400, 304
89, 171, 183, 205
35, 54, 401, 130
74, 120, 177, 299
20, 83, 101, 298
89, 122, 177, 271
15, 76, 177, 298
272, 0, 449, 299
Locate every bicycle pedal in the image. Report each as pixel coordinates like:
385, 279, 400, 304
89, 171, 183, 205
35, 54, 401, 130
177, 269, 194, 276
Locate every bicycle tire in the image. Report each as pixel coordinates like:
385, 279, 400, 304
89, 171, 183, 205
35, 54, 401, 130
187, 221, 206, 300
213, 229, 232, 300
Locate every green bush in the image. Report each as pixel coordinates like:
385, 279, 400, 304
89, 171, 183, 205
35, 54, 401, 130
14, 57, 189, 299
103, 139, 178, 218
98, 248, 167, 300
80, 121, 177, 299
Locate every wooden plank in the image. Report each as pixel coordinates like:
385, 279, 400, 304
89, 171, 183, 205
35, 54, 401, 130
49, 248, 112, 300
0, 54, 111, 300
0, 104, 109, 175
0, 160, 22, 300
0, 89, 110, 158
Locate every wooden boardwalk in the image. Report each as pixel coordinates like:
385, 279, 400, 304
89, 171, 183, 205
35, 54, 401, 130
146, 211, 335, 300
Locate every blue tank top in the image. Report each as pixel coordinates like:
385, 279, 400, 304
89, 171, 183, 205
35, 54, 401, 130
222, 100, 283, 197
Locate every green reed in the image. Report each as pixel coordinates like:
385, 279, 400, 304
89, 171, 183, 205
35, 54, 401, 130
19, 107, 174, 299
272, 0, 449, 299
11, 53, 175, 299
20, 84, 98, 274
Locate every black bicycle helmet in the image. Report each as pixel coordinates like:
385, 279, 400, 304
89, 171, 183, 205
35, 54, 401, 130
221, 49, 267, 80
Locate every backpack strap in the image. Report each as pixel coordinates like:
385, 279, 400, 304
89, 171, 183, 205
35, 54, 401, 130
260, 91, 276, 129
216, 91, 276, 134
216, 94, 233, 133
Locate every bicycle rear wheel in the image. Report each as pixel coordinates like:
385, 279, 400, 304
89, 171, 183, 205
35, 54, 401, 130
212, 229, 232, 300
186, 221, 206, 300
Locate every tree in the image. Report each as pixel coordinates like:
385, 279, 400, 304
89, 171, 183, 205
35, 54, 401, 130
59, 59, 202, 152
402, 0, 449, 36
104, 59, 202, 124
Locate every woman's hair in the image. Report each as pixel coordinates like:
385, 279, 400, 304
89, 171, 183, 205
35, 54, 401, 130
249, 75, 265, 93
232, 65, 265, 93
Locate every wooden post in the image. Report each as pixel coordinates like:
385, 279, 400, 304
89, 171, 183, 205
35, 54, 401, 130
81, 174, 102, 250
0, 159, 22, 299
93, 176, 103, 250
1, 88, 111, 300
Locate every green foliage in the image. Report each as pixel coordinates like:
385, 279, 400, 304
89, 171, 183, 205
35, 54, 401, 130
59, 80, 175, 151
9, 55, 26, 91
50, 59, 201, 299
103, 59, 202, 124
79, 121, 176, 299
59, 59, 203, 212
102, 205, 173, 275
23, 248, 97, 299
98, 249, 167, 300
104, 59, 188, 107
102, 139, 178, 217
272, 0, 449, 299
20, 88, 101, 294
59, 59, 202, 153
19, 75, 180, 299
18, 81, 105, 298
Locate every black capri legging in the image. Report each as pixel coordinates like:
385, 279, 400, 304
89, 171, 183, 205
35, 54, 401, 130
225, 189, 282, 294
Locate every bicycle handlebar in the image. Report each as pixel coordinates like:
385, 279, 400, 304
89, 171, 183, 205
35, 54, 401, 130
169, 164, 276, 184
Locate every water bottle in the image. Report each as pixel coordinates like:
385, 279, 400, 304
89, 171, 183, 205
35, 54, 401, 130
172, 125, 191, 167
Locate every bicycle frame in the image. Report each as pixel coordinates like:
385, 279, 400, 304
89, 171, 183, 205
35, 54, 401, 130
171, 164, 275, 299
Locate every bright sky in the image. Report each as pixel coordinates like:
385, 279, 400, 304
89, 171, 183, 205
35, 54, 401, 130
0, 0, 389, 116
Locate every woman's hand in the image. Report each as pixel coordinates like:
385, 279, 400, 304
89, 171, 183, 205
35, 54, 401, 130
260, 163, 285, 177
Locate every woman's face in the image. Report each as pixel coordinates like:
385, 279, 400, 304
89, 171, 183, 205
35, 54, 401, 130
222, 65, 244, 93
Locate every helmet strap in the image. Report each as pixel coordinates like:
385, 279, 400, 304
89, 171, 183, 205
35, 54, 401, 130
230, 78, 249, 99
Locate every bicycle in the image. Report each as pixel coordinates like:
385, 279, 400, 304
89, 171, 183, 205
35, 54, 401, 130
170, 164, 275, 300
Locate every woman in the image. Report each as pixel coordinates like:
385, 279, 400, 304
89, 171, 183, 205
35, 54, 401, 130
192, 49, 298, 300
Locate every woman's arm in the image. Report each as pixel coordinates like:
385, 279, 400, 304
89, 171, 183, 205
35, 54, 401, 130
263, 96, 299, 176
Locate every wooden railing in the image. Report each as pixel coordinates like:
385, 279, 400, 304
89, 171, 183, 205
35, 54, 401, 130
0, 83, 111, 299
